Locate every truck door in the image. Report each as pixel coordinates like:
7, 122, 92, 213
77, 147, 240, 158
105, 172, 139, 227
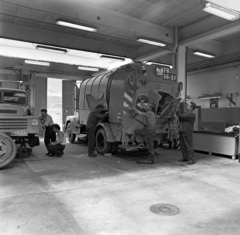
62, 80, 76, 125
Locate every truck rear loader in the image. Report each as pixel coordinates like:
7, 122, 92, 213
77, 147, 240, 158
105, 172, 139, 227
64, 63, 181, 154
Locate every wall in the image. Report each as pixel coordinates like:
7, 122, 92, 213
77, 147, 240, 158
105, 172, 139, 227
187, 66, 240, 109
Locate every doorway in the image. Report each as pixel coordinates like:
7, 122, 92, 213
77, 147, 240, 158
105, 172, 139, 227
47, 78, 63, 128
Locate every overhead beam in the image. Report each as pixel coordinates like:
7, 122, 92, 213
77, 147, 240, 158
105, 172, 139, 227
134, 49, 172, 62
0, 56, 91, 78
0, 21, 136, 58
0, 0, 174, 44
179, 20, 240, 46
163, 5, 202, 26
65, 0, 174, 43
189, 40, 225, 55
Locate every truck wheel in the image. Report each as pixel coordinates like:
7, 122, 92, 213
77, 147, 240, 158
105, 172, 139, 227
67, 123, 76, 143
95, 128, 112, 154
0, 133, 17, 168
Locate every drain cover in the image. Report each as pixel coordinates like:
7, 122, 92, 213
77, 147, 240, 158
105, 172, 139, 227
150, 204, 180, 216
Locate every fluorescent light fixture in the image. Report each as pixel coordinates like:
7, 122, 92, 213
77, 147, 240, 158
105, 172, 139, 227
78, 66, 99, 71
146, 61, 172, 69
193, 51, 215, 58
203, 3, 240, 21
137, 38, 166, 47
56, 19, 97, 32
24, 60, 50, 66
101, 55, 125, 61
36, 45, 68, 53
198, 93, 222, 99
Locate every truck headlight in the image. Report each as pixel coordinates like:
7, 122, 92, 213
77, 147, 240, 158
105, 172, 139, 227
31, 119, 39, 126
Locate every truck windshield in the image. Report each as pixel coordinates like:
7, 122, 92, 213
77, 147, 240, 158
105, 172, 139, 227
3, 91, 26, 105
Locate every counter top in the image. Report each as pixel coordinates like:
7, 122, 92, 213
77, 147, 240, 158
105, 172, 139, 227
194, 130, 237, 137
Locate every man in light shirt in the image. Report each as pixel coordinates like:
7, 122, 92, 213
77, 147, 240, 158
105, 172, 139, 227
38, 108, 56, 155
48, 124, 66, 157
132, 101, 156, 164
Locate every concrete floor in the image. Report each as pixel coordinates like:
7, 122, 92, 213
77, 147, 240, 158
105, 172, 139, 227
1, 139, 240, 235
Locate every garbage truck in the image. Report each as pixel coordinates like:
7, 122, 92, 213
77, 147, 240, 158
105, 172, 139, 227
64, 62, 181, 154
0, 80, 40, 168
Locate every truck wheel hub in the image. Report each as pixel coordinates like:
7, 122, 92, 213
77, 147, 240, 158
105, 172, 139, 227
0, 141, 7, 157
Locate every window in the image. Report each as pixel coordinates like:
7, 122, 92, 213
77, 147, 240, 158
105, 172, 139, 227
3, 91, 26, 105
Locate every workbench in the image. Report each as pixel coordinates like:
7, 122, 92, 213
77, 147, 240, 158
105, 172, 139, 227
193, 131, 239, 160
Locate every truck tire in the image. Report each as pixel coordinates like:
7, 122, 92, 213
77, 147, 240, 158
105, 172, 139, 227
0, 133, 17, 168
95, 128, 112, 154
67, 123, 76, 143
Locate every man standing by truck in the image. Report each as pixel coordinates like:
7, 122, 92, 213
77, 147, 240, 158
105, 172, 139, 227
39, 108, 56, 155
86, 104, 108, 157
177, 101, 196, 165
132, 101, 156, 164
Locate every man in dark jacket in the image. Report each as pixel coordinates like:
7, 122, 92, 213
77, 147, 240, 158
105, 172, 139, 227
86, 104, 108, 157
177, 102, 196, 165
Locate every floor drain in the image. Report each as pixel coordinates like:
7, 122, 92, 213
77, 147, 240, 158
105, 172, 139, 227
150, 204, 180, 216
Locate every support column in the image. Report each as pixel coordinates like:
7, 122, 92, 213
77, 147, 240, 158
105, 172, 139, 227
172, 26, 178, 70
176, 45, 187, 100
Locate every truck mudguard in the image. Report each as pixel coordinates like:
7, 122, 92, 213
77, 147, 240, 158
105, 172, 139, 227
69, 117, 80, 134
96, 123, 116, 142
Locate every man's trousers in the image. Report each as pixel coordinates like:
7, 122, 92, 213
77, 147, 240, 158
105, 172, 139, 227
135, 127, 155, 161
179, 132, 194, 162
48, 144, 65, 155
44, 125, 56, 150
87, 128, 96, 155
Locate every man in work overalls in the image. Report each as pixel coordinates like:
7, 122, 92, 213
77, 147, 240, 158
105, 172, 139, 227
177, 102, 196, 165
132, 101, 156, 164
86, 104, 108, 157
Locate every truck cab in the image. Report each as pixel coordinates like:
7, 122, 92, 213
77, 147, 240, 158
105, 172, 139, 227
0, 81, 40, 168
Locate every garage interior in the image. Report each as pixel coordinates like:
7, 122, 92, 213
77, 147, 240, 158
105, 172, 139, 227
1, 0, 240, 234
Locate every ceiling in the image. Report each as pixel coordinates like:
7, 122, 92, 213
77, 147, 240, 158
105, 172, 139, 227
0, 0, 240, 78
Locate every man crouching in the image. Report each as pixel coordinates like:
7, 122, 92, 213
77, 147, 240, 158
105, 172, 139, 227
48, 124, 66, 157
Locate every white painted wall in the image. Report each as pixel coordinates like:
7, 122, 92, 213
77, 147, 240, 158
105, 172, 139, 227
188, 66, 240, 108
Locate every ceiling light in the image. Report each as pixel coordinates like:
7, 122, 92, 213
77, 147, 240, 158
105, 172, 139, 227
100, 55, 125, 61
24, 60, 50, 66
36, 45, 68, 53
137, 38, 167, 47
193, 51, 215, 58
56, 19, 97, 32
78, 66, 99, 71
146, 61, 172, 69
203, 3, 240, 21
